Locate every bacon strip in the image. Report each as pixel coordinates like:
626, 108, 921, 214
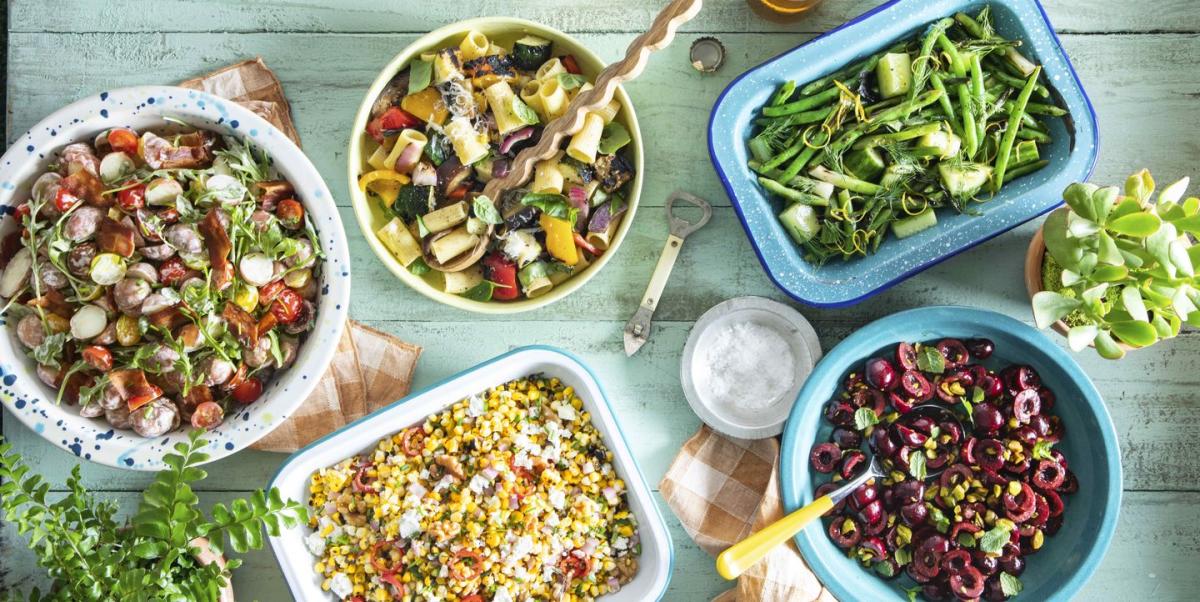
97, 217, 136, 257
61, 169, 108, 207
198, 209, 233, 291
222, 301, 259, 345
140, 131, 215, 169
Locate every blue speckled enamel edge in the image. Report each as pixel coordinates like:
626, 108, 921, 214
0, 86, 351, 471
779, 306, 1122, 601
707, 0, 1100, 308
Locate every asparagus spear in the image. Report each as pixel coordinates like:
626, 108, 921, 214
993, 66, 1043, 192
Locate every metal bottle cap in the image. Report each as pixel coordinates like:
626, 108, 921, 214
689, 37, 726, 73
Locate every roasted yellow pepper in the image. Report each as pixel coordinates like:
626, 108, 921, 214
401, 87, 449, 125
358, 170, 409, 207
539, 213, 579, 266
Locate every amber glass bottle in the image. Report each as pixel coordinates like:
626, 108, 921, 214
746, 0, 825, 22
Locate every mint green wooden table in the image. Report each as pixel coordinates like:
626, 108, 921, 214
3, 1, 1199, 599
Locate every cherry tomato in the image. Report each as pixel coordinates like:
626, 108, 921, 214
127, 384, 164, 411
54, 188, 81, 212
482, 253, 519, 301
276, 198, 305, 229
190, 401, 225, 429
158, 256, 190, 286
81, 346, 114, 372
450, 550, 484, 581
561, 54, 582, 74
231, 377, 263, 404
446, 185, 470, 201
558, 552, 593, 580
259, 280, 285, 303
365, 107, 422, 143
107, 128, 140, 156
157, 207, 180, 225
270, 288, 304, 324
117, 181, 146, 211
399, 427, 425, 457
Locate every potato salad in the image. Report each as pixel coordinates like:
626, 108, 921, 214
306, 375, 641, 601
0, 126, 323, 437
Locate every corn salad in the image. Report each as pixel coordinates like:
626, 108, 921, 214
306, 375, 641, 601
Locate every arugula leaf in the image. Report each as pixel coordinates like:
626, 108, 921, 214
268, 330, 285, 368
854, 407, 880, 430
1000, 572, 1023, 596
556, 72, 587, 90
31, 332, 67, 369
916, 346, 946, 373
408, 59, 433, 95
472, 195, 504, 225
908, 450, 928, 480
979, 524, 1013, 554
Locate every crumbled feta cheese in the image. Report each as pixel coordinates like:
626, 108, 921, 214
304, 531, 326, 556
399, 509, 422, 539
469, 473, 491, 494
407, 481, 428, 501
614, 536, 629, 550
493, 586, 514, 602
510, 535, 534, 563
433, 474, 456, 491
329, 573, 353, 599
467, 394, 486, 417
556, 403, 577, 422
512, 451, 533, 470
549, 488, 566, 510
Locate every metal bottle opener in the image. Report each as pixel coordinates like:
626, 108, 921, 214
623, 190, 713, 356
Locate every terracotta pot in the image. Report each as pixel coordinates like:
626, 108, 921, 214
1024, 226, 1133, 351
191, 536, 236, 602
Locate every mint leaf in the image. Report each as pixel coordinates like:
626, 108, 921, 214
1000, 572, 1023, 596
980, 524, 1013, 554
854, 407, 880, 430
908, 450, 927, 481
928, 504, 950, 533
957, 532, 977, 548
31, 332, 67, 369
916, 346, 946, 373
961, 399, 974, 423
472, 194, 504, 225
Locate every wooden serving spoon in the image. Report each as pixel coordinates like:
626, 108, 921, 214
435, 0, 704, 272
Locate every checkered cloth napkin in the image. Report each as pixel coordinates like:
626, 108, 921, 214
660, 425, 836, 602
178, 59, 423, 452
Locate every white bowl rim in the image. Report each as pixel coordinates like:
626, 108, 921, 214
0, 85, 351, 470
345, 16, 644, 315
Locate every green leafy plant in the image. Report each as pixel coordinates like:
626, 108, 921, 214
1033, 169, 1199, 359
0, 431, 305, 601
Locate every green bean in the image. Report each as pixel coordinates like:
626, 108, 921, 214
970, 54, 987, 159
864, 96, 903, 115
748, 137, 774, 163
824, 89, 945, 159
993, 66, 1042, 192
780, 130, 830, 182
1023, 101, 1068, 117
754, 105, 836, 128
1003, 159, 1050, 183
758, 177, 830, 206
770, 80, 797, 107
929, 73, 956, 121
799, 43, 904, 96
990, 68, 1050, 98
854, 121, 944, 149
958, 82, 978, 157
1016, 128, 1052, 144
763, 87, 841, 117
1013, 140, 1040, 166
954, 12, 989, 40
937, 34, 966, 76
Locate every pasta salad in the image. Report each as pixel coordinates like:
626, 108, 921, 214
360, 30, 636, 302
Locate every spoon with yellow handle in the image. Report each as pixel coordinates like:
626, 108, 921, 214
716, 404, 963, 580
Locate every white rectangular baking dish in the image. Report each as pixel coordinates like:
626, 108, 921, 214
267, 345, 673, 600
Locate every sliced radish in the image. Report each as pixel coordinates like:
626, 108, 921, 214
99, 152, 136, 183
31, 172, 62, 204
0, 248, 32, 297
204, 174, 247, 204
239, 253, 275, 287
89, 252, 127, 286
145, 177, 184, 206
70, 304, 108, 340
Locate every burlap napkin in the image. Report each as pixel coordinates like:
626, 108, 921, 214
178, 58, 423, 452
660, 425, 837, 602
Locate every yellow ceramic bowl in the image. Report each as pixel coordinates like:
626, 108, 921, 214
348, 17, 643, 314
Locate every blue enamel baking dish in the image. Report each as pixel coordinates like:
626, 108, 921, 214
708, 0, 1098, 308
780, 307, 1120, 601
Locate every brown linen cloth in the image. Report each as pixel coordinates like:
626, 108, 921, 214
178, 58, 423, 452
660, 425, 837, 602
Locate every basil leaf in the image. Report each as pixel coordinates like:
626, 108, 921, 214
908, 451, 927, 481
1000, 572, 1023, 596
916, 346, 945, 374
979, 524, 1012, 554
556, 72, 587, 90
521, 193, 575, 220
854, 407, 879, 430
408, 258, 431, 276
461, 280, 500, 302
472, 194, 504, 225
408, 60, 433, 95
511, 97, 540, 125
416, 215, 431, 238
598, 122, 632, 155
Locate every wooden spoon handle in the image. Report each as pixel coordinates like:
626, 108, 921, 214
481, 0, 702, 200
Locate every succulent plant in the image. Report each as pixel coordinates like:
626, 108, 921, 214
1033, 169, 1200, 359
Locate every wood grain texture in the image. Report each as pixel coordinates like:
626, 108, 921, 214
4, 1, 1200, 600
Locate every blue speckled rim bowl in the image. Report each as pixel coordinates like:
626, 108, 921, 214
709, 0, 1099, 308
780, 307, 1121, 601
0, 86, 351, 470
267, 345, 673, 601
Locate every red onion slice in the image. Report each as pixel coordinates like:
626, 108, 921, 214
491, 158, 511, 180
499, 126, 535, 154
393, 143, 422, 174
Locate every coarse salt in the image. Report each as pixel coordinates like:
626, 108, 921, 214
696, 321, 794, 411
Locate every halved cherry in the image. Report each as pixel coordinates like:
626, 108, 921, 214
895, 342, 919, 371
900, 369, 933, 400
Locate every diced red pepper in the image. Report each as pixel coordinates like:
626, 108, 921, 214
558, 551, 593, 580
365, 107, 422, 143
270, 288, 304, 324
117, 181, 146, 211
379, 571, 406, 599
399, 427, 425, 457
450, 550, 484, 581
107, 128, 140, 156
561, 54, 582, 75
483, 253, 520, 301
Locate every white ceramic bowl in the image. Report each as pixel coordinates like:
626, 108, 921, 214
681, 297, 822, 439
0, 86, 351, 470
268, 346, 673, 601
348, 17, 643, 314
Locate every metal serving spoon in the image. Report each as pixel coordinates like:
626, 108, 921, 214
715, 404, 964, 580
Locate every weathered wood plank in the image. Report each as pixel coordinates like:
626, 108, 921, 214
9, 0, 1200, 34
6, 33, 1200, 219
1, 491, 1194, 600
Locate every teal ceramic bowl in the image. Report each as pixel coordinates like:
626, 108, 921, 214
709, 0, 1098, 307
780, 307, 1121, 601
